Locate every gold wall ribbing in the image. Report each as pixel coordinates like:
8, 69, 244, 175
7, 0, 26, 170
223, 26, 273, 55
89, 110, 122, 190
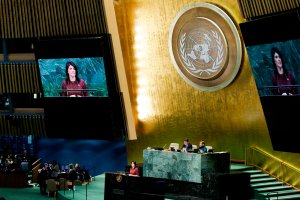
0, 115, 46, 136
0, 0, 109, 137
238, 0, 300, 19
0, 0, 108, 38
0, 63, 40, 94
0, 66, 5, 92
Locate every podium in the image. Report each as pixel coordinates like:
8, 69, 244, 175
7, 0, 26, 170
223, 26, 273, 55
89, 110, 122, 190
104, 172, 165, 200
143, 149, 230, 183
104, 150, 253, 199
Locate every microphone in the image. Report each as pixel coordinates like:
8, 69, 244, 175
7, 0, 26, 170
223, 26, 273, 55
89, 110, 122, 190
162, 144, 167, 149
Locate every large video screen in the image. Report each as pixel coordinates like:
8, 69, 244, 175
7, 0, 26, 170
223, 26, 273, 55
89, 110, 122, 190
35, 35, 117, 98
240, 9, 300, 153
38, 57, 108, 97
33, 34, 126, 140
246, 39, 300, 97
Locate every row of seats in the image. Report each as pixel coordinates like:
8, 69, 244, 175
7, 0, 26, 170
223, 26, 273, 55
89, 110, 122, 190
45, 178, 87, 197
169, 143, 213, 152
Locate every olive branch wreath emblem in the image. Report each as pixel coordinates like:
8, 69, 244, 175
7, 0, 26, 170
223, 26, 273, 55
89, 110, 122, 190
179, 31, 224, 76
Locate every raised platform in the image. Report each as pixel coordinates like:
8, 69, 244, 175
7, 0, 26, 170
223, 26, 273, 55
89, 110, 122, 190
0, 167, 253, 200
104, 171, 253, 200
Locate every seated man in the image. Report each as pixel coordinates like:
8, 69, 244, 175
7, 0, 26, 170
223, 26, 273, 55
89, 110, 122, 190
82, 169, 91, 182
181, 138, 193, 152
68, 164, 78, 182
75, 163, 91, 182
74, 163, 84, 182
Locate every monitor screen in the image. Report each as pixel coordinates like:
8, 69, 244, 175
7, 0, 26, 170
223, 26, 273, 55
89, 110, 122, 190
240, 9, 300, 153
34, 35, 117, 98
246, 39, 300, 97
37, 57, 108, 97
33, 34, 126, 140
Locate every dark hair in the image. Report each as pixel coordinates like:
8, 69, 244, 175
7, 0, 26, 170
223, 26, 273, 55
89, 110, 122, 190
271, 47, 288, 77
131, 161, 137, 168
184, 138, 189, 142
69, 163, 74, 170
65, 61, 80, 84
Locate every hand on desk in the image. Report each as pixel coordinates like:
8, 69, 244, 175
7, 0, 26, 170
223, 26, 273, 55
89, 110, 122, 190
128, 174, 139, 177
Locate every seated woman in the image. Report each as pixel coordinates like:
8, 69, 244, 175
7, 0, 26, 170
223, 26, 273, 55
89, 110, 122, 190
129, 161, 139, 176
198, 140, 207, 154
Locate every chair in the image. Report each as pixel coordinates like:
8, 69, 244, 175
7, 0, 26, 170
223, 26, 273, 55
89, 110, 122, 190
46, 179, 57, 197
192, 145, 198, 150
169, 143, 179, 151
20, 161, 29, 171
206, 146, 214, 153
59, 178, 68, 190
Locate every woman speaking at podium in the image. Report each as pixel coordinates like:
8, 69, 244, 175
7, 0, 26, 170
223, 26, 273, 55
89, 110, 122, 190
62, 61, 89, 97
271, 47, 298, 95
129, 161, 139, 176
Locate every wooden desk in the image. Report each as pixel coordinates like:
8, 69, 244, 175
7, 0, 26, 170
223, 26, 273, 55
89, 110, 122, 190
0, 172, 27, 187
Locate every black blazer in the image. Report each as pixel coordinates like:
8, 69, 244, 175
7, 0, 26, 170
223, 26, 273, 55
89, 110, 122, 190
182, 143, 193, 151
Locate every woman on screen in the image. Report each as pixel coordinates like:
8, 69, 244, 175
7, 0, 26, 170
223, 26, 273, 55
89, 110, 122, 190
62, 61, 89, 97
271, 47, 297, 95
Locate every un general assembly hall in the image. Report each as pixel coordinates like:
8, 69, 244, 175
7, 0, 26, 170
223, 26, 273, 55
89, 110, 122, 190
0, 0, 300, 200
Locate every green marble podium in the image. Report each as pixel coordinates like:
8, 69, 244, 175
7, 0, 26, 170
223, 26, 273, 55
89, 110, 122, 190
143, 149, 230, 183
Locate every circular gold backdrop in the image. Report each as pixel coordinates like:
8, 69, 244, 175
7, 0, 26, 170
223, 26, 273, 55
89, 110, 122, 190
169, 2, 242, 91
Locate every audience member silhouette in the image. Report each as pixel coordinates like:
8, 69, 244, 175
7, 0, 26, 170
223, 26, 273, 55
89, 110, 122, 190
68, 163, 78, 182
37, 165, 49, 195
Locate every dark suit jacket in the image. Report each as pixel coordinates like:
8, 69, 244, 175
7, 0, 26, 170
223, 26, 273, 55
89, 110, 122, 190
182, 143, 193, 151
68, 169, 78, 181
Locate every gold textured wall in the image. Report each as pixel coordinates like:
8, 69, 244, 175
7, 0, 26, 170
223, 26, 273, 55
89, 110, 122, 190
113, 0, 300, 173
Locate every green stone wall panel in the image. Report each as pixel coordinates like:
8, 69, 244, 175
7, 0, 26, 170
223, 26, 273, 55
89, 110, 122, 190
143, 149, 230, 183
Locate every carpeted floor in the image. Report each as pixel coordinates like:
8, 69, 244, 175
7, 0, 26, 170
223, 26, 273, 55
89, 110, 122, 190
0, 164, 251, 200
0, 174, 105, 200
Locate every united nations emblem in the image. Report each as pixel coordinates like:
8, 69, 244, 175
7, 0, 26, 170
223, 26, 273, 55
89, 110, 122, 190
116, 174, 122, 182
169, 2, 242, 91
